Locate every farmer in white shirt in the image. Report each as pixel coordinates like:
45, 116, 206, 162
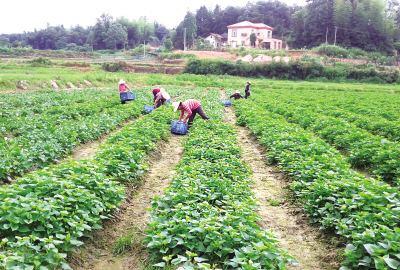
152, 87, 171, 108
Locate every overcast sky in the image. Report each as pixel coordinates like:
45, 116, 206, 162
0, 0, 305, 34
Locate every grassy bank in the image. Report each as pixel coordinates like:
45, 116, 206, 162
2, 60, 400, 93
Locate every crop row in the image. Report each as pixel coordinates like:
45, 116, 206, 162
234, 100, 400, 269
254, 92, 400, 184
146, 95, 290, 269
264, 90, 400, 142
0, 96, 147, 182
0, 107, 173, 269
0, 90, 115, 114
259, 87, 400, 121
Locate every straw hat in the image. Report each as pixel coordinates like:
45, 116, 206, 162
172, 102, 180, 112
119, 79, 125, 85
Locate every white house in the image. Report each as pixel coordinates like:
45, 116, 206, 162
204, 33, 224, 49
227, 21, 284, 50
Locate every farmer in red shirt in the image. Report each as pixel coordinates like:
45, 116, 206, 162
173, 99, 209, 125
118, 79, 130, 93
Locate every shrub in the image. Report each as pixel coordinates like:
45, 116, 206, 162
314, 44, 349, 58
184, 59, 400, 83
163, 38, 173, 51
158, 52, 196, 60
28, 57, 53, 66
101, 61, 129, 72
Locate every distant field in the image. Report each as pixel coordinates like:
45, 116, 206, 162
2, 60, 400, 93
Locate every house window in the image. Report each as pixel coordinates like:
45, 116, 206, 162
268, 31, 271, 38
241, 33, 247, 37
232, 31, 237, 37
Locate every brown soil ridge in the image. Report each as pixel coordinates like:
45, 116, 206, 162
69, 134, 184, 270
223, 106, 340, 270
71, 116, 138, 161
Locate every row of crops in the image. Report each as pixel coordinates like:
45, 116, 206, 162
0, 105, 174, 269
255, 90, 400, 184
0, 90, 151, 182
145, 91, 291, 269
269, 89, 400, 137
234, 91, 400, 269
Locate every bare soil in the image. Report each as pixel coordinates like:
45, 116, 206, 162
223, 106, 341, 270
175, 50, 237, 60
69, 135, 184, 270
72, 116, 145, 161
72, 140, 103, 161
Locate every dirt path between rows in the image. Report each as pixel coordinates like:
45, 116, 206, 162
223, 106, 340, 270
70, 135, 184, 270
72, 115, 145, 161
72, 137, 106, 161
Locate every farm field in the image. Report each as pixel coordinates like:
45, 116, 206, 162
0, 73, 399, 270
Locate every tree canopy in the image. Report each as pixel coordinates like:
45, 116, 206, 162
1, 0, 400, 53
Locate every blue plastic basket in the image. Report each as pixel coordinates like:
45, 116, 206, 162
222, 100, 232, 107
120, 91, 136, 102
171, 120, 188, 135
144, 105, 154, 114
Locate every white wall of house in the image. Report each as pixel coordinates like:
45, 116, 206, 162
205, 35, 221, 49
227, 25, 282, 50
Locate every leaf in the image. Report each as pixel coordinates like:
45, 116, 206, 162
194, 257, 208, 263
153, 262, 166, 268
364, 244, 378, 255
383, 256, 400, 269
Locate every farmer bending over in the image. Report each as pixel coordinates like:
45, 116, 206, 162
173, 99, 209, 126
230, 91, 244, 100
152, 87, 171, 108
244, 81, 251, 99
118, 79, 130, 93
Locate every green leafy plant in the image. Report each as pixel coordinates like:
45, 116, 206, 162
234, 95, 400, 270
146, 92, 292, 269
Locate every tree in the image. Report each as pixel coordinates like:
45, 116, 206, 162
303, 0, 335, 47
239, 1, 293, 38
196, 6, 214, 37
173, 12, 197, 49
290, 8, 308, 48
92, 14, 114, 49
333, 0, 396, 51
163, 38, 173, 51
104, 23, 127, 50
154, 22, 169, 42
0, 37, 10, 47
250, 33, 257, 47
117, 17, 140, 47
213, 6, 242, 34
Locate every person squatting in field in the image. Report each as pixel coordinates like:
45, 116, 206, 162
245, 81, 251, 99
173, 99, 209, 126
230, 90, 244, 100
152, 87, 171, 108
118, 79, 131, 93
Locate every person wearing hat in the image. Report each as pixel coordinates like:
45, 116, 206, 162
152, 87, 171, 108
230, 91, 244, 100
244, 81, 251, 99
118, 79, 131, 93
172, 99, 209, 126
